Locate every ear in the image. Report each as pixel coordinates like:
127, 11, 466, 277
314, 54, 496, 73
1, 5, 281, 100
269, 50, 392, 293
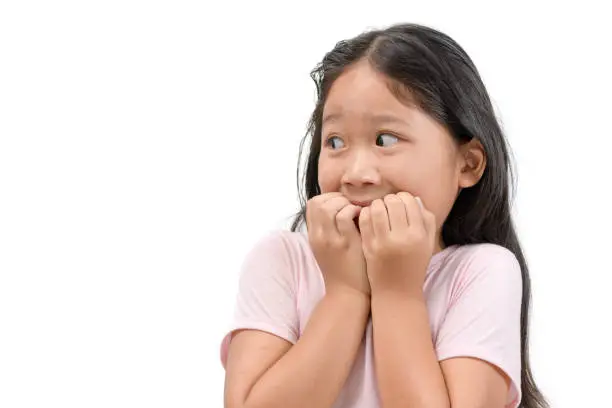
457, 138, 486, 189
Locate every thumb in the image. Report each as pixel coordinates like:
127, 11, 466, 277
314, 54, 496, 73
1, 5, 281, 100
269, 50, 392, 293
336, 204, 362, 238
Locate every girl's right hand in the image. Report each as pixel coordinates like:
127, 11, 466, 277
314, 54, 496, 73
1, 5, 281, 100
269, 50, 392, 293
306, 192, 371, 297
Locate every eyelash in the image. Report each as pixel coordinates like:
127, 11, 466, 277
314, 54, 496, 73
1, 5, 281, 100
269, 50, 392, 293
324, 135, 343, 149
324, 132, 401, 149
375, 132, 400, 147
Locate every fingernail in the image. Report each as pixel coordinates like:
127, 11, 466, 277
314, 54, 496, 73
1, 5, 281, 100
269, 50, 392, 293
416, 197, 424, 210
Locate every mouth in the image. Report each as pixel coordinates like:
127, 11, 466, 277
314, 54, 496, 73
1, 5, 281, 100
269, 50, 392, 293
349, 200, 372, 233
349, 200, 373, 208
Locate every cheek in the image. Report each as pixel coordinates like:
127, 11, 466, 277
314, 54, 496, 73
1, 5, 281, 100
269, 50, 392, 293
423, 170, 460, 229
385, 155, 457, 227
383, 155, 433, 193
317, 158, 340, 193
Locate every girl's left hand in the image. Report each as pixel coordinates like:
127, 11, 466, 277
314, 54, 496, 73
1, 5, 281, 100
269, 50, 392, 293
358, 192, 437, 296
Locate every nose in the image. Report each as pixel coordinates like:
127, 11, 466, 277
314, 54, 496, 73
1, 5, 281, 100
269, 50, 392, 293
340, 149, 381, 187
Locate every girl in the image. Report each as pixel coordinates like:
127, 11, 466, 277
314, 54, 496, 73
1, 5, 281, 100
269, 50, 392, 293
220, 23, 548, 408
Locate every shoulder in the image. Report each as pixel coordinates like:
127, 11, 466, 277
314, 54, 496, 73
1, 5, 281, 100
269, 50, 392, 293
441, 243, 523, 291
240, 229, 314, 278
454, 243, 520, 270
245, 229, 311, 261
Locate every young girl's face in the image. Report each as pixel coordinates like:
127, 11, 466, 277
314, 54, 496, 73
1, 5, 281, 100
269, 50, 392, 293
318, 60, 479, 249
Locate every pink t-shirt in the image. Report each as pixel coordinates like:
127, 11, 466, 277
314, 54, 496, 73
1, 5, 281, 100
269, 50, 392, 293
220, 229, 522, 408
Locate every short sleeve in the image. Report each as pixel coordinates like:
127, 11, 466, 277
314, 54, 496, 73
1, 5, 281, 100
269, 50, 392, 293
220, 231, 300, 368
435, 245, 523, 408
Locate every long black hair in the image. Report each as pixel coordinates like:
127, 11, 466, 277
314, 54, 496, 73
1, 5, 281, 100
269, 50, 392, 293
290, 23, 548, 408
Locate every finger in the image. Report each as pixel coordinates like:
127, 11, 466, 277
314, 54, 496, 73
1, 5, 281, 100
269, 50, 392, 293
310, 192, 344, 207
336, 204, 362, 238
307, 192, 344, 215
359, 206, 374, 243
370, 199, 390, 236
397, 192, 425, 231
306, 192, 343, 229
320, 196, 351, 235
415, 196, 424, 211
383, 194, 408, 232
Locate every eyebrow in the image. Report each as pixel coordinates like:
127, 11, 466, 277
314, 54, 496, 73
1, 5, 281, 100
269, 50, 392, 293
322, 112, 410, 126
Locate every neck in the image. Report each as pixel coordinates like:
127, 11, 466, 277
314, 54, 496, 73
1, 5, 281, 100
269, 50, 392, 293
432, 232, 445, 255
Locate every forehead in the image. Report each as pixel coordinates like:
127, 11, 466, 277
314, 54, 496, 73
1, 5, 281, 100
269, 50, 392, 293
323, 61, 417, 120
322, 61, 456, 151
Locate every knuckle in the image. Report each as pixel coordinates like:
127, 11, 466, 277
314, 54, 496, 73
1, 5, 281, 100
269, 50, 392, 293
371, 204, 385, 216
306, 199, 318, 214
360, 207, 370, 219
322, 197, 345, 212
329, 235, 346, 249
337, 215, 355, 229
312, 229, 325, 244
318, 200, 330, 212
320, 205, 336, 219
307, 194, 321, 205
397, 191, 412, 199
384, 194, 399, 204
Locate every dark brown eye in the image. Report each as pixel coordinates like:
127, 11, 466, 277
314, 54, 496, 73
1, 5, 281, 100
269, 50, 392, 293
326, 136, 345, 149
376, 133, 399, 147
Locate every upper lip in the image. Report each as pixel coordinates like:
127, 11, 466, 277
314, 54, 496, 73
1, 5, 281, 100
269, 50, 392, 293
349, 199, 375, 207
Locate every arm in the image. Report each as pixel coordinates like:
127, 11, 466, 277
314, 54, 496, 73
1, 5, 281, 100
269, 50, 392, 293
371, 291, 510, 408
224, 194, 372, 408
361, 194, 518, 408
224, 288, 370, 408
435, 246, 523, 408
361, 194, 451, 407
371, 290, 449, 408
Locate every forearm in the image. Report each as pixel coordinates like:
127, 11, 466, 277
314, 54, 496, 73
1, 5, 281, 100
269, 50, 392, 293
371, 291, 450, 408
245, 288, 370, 408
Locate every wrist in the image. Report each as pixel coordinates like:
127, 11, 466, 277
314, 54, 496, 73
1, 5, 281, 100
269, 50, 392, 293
371, 290, 428, 323
371, 285, 425, 303
368, 264, 426, 300
325, 285, 371, 308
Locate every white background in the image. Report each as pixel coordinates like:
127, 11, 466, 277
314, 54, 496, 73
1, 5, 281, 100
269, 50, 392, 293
1, 1, 610, 407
